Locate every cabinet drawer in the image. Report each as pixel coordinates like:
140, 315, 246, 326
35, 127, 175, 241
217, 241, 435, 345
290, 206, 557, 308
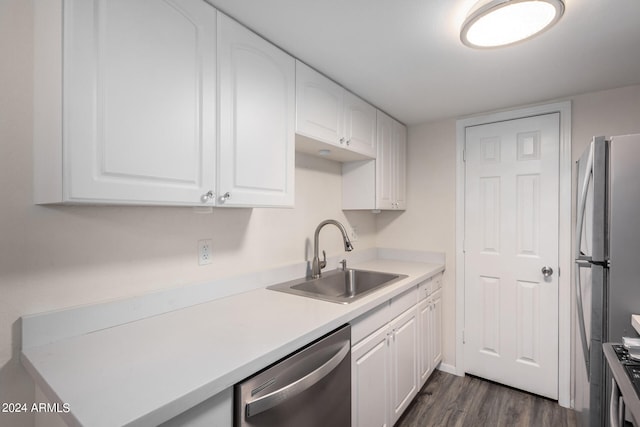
351, 286, 417, 346
351, 302, 391, 345
389, 287, 417, 320
417, 278, 432, 302
432, 273, 442, 292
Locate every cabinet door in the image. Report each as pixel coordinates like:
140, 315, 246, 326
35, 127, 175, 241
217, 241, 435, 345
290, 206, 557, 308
343, 91, 376, 158
390, 307, 418, 425
393, 120, 407, 210
65, 0, 216, 205
352, 326, 391, 427
431, 289, 443, 367
295, 61, 344, 147
376, 111, 395, 210
418, 299, 432, 387
217, 14, 295, 207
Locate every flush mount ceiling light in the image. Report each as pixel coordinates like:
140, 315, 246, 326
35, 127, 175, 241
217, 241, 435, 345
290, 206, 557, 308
460, 0, 564, 48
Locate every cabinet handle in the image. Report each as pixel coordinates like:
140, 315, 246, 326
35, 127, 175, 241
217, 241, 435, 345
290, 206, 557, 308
346, 139, 351, 146
339, 137, 345, 144
201, 190, 214, 203
219, 192, 231, 203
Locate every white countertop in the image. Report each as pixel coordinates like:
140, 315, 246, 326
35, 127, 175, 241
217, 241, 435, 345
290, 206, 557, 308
21, 258, 444, 427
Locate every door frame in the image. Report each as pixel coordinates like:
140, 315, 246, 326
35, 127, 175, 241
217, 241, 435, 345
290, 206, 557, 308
455, 101, 572, 407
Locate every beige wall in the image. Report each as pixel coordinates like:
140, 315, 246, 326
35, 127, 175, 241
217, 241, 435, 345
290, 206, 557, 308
378, 84, 640, 372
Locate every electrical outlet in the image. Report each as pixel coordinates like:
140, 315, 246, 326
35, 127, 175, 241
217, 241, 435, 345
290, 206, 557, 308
350, 227, 359, 242
198, 239, 213, 265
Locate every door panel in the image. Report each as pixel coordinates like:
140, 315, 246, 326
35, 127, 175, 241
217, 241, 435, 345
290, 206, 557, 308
217, 14, 295, 207
352, 327, 390, 427
343, 91, 376, 157
66, 0, 216, 204
390, 309, 417, 424
464, 113, 560, 399
431, 290, 443, 366
376, 111, 394, 210
418, 300, 432, 385
295, 61, 343, 146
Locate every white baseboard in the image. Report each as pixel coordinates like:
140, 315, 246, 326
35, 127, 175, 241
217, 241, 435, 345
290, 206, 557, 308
437, 363, 460, 376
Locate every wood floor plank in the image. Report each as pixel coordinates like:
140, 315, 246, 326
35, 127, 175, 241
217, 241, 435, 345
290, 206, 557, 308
396, 371, 577, 427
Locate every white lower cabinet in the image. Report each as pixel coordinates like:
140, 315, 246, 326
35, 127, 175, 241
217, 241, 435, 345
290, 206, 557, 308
352, 325, 392, 427
418, 297, 433, 386
418, 281, 443, 388
389, 307, 418, 424
351, 287, 419, 427
430, 288, 443, 368
352, 274, 443, 427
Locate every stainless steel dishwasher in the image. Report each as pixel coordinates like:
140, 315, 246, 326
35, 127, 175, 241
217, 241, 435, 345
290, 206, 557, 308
234, 324, 351, 427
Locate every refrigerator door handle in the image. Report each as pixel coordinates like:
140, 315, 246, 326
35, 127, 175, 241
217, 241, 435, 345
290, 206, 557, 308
610, 378, 623, 427
575, 261, 591, 379
575, 143, 594, 260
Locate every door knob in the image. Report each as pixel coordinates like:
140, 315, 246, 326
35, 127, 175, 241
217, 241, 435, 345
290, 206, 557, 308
541, 266, 554, 278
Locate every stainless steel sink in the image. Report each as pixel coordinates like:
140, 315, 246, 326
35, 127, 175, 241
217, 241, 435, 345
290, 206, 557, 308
268, 268, 407, 304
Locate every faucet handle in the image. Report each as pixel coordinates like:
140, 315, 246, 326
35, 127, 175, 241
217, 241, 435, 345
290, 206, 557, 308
320, 250, 327, 270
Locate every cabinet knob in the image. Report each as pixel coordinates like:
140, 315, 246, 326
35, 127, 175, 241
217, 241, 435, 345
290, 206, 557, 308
219, 192, 231, 203
339, 137, 345, 144
346, 139, 351, 146
201, 190, 214, 203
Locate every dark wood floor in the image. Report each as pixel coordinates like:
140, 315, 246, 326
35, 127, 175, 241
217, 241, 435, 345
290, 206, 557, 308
396, 370, 577, 427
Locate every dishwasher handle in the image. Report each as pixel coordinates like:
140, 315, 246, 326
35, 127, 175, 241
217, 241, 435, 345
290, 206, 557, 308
245, 340, 350, 418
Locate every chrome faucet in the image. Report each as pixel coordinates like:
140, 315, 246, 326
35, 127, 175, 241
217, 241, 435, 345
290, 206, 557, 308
311, 220, 354, 279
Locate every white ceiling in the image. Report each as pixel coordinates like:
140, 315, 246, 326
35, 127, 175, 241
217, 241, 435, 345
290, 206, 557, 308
206, 0, 640, 125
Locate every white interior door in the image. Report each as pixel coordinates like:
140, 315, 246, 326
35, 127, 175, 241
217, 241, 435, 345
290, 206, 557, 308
464, 113, 560, 399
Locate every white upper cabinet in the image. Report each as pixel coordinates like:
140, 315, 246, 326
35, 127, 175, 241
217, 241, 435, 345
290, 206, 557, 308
376, 111, 407, 210
217, 14, 295, 208
34, 1, 294, 208
342, 111, 407, 211
295, 61, 344, 147
392, 117, 407, 210
34, 0, 217, 205
343, 91, 377, 158
295, 61, 376, 161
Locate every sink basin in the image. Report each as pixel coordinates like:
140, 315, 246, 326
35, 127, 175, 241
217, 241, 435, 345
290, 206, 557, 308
268, 268, 407, 304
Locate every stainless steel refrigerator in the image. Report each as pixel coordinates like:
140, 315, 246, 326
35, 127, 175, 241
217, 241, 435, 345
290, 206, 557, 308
574, 134, 640, 426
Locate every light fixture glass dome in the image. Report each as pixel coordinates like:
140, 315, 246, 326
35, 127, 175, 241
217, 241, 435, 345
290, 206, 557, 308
461, 0, 565, 48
